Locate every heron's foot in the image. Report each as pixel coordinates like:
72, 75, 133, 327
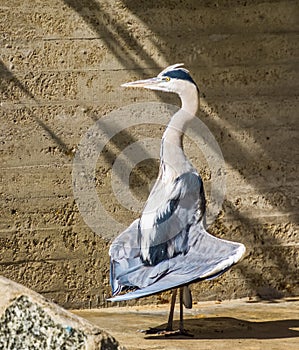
139, 327, 193, 337
164, 328, 194, 337
139, 327, 167, 335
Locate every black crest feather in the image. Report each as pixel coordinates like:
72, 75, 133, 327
162, 69, 199, 91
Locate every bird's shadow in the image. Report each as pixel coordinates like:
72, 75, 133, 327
144, 317, 299, 340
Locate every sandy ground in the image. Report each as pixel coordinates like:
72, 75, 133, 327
72, 297, 299, 350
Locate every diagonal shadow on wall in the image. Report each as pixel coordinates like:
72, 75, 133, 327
0, 59, 72, 156
63, 0, 159, 70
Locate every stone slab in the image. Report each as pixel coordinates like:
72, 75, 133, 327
0, 276, 124, 349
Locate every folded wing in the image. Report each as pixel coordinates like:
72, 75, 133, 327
138, 172, 205, 265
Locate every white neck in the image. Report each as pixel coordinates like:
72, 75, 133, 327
180, 86, 199, 116
163, 85, 198, 147
160, 85, 199, 178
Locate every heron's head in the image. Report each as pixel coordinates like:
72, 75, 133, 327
121, 63, 199, 96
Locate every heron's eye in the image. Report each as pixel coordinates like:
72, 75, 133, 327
165, 76, 171, 81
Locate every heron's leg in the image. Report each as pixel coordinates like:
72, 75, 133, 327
179, 287, 184, 332
172, 287, 193, 337
166, 289, 177, 331
142, 288, 193, 336
140, 289, 177, 334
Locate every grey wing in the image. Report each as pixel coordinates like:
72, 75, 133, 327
108, 222, 246, 302
109, 219, 142, 295
139, 171, 205, 265
109, 219, 172, 295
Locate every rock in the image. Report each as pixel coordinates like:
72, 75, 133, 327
0, 276, 125, 350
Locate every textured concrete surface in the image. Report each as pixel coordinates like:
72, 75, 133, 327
74, 297, 299, 350
0, 0, 298, 308
0, 276, 124, 349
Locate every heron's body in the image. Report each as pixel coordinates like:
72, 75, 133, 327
108, 64, 245, 334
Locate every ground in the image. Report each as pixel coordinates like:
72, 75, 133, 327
73, 297, 299, 350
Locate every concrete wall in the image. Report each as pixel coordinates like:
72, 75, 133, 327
0, 0, 298, 308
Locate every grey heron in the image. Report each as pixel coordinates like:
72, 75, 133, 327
108, 64, 245, 335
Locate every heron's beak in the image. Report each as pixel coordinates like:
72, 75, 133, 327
121, 77, 161, 89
